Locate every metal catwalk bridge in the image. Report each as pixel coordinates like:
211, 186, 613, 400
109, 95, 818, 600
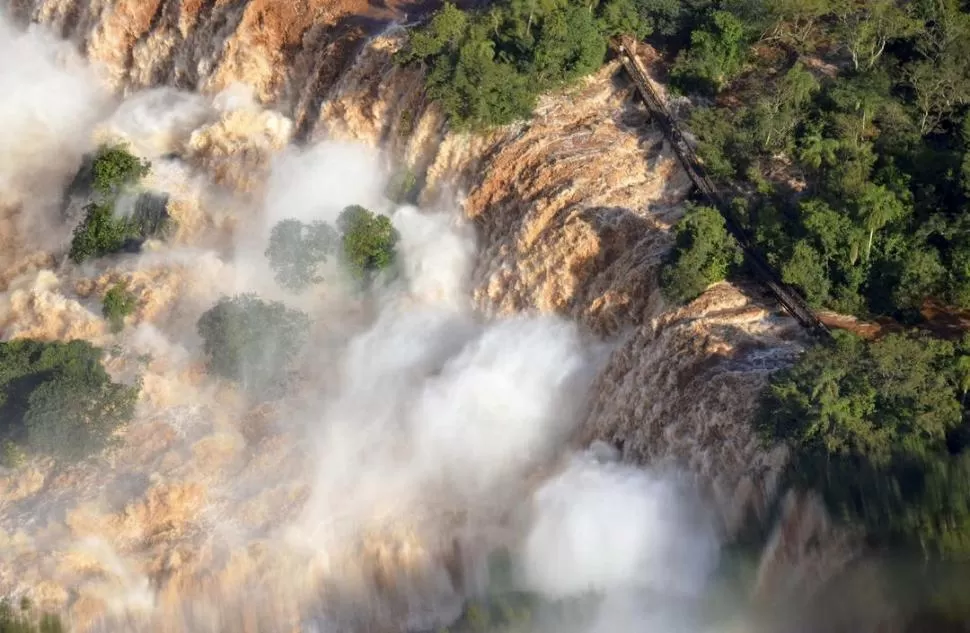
615, 37, 832, 339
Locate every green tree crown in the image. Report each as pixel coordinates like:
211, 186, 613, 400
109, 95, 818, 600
102, 281, 138, 333
196, 295, 310, 397
0, 339, 139, 461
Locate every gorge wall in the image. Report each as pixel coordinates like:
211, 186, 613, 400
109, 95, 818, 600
0, 0, 878, 630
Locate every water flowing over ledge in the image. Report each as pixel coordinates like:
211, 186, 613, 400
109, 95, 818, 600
0, 2, 875, 631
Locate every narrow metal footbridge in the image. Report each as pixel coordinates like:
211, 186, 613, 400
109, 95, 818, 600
615, 37, 832, 339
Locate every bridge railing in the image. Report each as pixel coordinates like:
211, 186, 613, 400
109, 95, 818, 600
616, 38, 831, 339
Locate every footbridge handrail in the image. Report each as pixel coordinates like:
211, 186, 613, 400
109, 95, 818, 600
615, 37, 832, 339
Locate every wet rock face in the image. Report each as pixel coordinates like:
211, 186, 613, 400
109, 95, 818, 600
10, 0, 415, 136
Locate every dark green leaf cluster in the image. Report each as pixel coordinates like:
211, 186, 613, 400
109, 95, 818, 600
337, 205, 400, 282
91, 143, 150, 200
68, 202, 141, 264
660, 205, 742, 304
102, 281, 138, 333
67, 145, 170, 264
196, 294, 309, 396
399, 0, 649, 129
671, 0, 970, 320
265, 219, 338, 291
0, 339, 139, 461
670, 10, 749, 94
760, 331, 970, 557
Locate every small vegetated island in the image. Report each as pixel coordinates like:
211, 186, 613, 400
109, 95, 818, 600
68, 143, 172, 264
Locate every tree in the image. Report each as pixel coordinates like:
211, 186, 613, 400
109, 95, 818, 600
265, 219, 339, 291
69, 197, 173, 264
903, 0, 970, 134
954, 345, 970, 405
765, 0, 834, 46
759, 331, 969, 556
903, 58, 970, 135
597, 0, 652, 39
782, 241, 831, 306
196, 295, 309, 396
891, 244, 945, 310
69, 203, 138, 264
401, 2, 469, 61
0, 339, 140, 461
946, 240, 970, 309
26, 372, 139, 461
660, 205, 741, 304
102, 281, 137, 333
90, 143, 151, 200
67, 144, 165, 264
671, 10, 748, 94
0, 599, 64, 633
754, 63, 819, 151
688, 106, 743, 180
825, 71, 900, 149
400, 0, 647, 129
834, 0, 920, 71
796, 124, 840, 172
855, 182, 909, 262
763, 331, 961, 464
337, 206, 400, 282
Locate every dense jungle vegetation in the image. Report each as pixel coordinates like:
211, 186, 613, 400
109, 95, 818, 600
398, 0, 649, 129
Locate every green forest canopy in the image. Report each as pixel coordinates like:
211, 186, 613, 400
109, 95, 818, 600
658, 0, 970, 323
760, 331, 970, 559
398, 0, 651, 129
0, 339, 140, 461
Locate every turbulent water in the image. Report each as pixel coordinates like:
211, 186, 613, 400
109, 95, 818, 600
0, 2, 883, 632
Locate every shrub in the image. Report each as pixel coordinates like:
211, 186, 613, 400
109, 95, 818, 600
671, 10, 749, 94
0, 339, 140, 461
337, 205, 400, 281
386, 168, 420, 205
265, 219, 338, 292
660, 205, 741, 304
91, 143, 150, 199
196, 294, 310, 396
102, 281, 138, 333
69, 203, 138, 264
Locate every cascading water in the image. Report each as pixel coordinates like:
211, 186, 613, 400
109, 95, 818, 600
0, 2, 881, 632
